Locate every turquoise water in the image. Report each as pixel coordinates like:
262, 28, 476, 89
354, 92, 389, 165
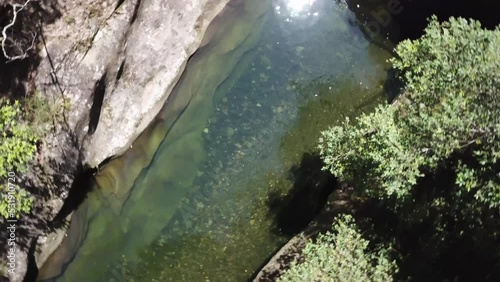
40, 0, 393, 281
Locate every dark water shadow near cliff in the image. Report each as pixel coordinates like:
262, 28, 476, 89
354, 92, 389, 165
267, 153, 338, 236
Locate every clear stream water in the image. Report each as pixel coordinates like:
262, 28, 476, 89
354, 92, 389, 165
40, 0, 394, 281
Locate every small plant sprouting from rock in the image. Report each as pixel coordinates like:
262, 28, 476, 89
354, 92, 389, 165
0, 91, 70, 220
0, 98, 36, 219
278, 214, 397, 282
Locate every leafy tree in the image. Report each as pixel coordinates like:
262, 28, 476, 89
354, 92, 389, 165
393, 16, 500, 207
0, 98, 36, 219
319, 17, 500, 207
318, 16, 500, 280
278, 214, 397, 282
319, 105, 421, 199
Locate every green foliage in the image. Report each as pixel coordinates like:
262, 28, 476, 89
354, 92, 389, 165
0, 99, 37, 177
0, 98, 36, 219
392, 16, 500, 207
23, 91, 70, 135
319, 106, 424, 199
319, 17, 500, 207
278, 214, 397, 282
0, 182, 33, 219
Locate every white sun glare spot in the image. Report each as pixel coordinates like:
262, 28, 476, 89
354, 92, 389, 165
286, 0, 316, 13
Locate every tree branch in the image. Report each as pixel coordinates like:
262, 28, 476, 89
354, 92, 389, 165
1, 0, 36, 62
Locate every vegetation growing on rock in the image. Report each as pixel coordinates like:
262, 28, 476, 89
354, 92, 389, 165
278, 214, 397, 282
0, 98, 36, 219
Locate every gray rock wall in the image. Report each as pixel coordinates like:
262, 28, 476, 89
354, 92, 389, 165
2, 0, 230, 281
35, 0, 230, 168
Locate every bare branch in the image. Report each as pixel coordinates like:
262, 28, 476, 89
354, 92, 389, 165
1, 0, 36, 62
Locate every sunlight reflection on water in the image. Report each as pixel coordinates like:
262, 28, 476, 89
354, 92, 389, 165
276, 0, 318, 18
285, 0, 315, 13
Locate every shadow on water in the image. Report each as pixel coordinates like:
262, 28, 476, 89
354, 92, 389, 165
267, 153, 338, 236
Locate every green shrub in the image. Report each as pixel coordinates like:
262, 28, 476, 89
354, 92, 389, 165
0, 182, 33, 219
392, 17, 500, 207
0, 98, 36, 219
278, 214, 397, 282
23, 91, 71, 135
319, 17, 500, 207
319, 105, 423, 199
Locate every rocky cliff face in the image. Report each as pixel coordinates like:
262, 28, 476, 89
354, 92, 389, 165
1, 0, 230, 281
36, 0, 230, 168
